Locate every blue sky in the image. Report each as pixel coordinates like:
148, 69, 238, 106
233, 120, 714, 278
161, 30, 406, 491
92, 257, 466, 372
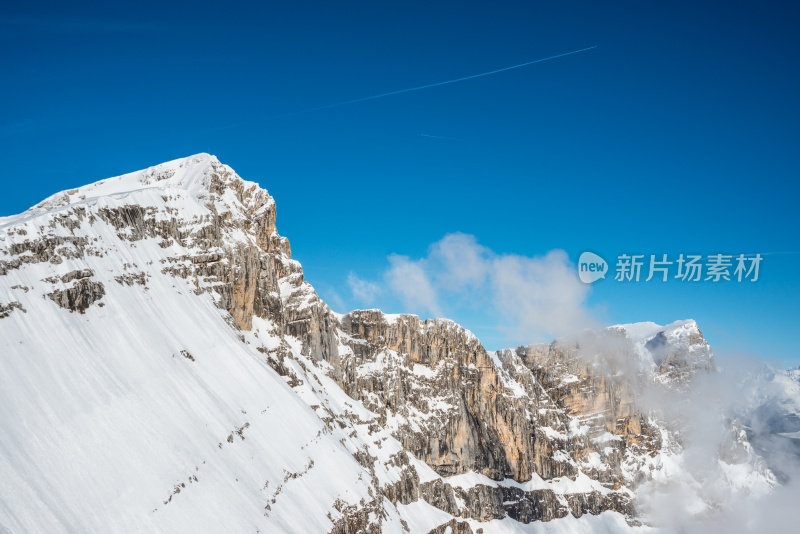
2, 1, 798, 365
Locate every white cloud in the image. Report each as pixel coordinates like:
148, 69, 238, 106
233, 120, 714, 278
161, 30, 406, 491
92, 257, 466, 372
428, 233, 489, 290
490, 249, 597, 342
347, 272, 381, 304
351, 233, 596, 345
385, 254, 441, 317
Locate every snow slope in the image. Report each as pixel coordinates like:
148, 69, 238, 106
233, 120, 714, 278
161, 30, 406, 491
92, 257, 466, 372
0, 155, 384, 532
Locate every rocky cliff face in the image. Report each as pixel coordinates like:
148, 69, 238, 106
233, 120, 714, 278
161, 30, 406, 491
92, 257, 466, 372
0, 154, 777, 533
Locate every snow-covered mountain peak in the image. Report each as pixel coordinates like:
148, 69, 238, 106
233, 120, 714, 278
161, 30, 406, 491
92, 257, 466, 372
599, 319, 713, 381
0, 155, 790, 533
10, 153, 214, 216
607, 318, 700, 342
1, 154, 288, 269
1, 153, 276, 239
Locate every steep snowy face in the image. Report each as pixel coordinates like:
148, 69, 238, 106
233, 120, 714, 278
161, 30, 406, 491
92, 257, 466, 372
0, 154, 416, 533
0, 154, 785, 533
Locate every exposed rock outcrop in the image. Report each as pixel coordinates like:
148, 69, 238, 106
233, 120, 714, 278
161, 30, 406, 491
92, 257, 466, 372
0, 300, 25, 318
47, 277, 105, 313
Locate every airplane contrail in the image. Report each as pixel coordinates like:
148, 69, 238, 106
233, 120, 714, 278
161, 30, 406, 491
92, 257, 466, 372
420, 133, 461, 141
753, 251, 800, 256
282, 46, 597, 116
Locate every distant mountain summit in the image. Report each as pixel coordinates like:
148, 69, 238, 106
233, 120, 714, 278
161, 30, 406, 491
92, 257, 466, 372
0, 155, 789, 533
